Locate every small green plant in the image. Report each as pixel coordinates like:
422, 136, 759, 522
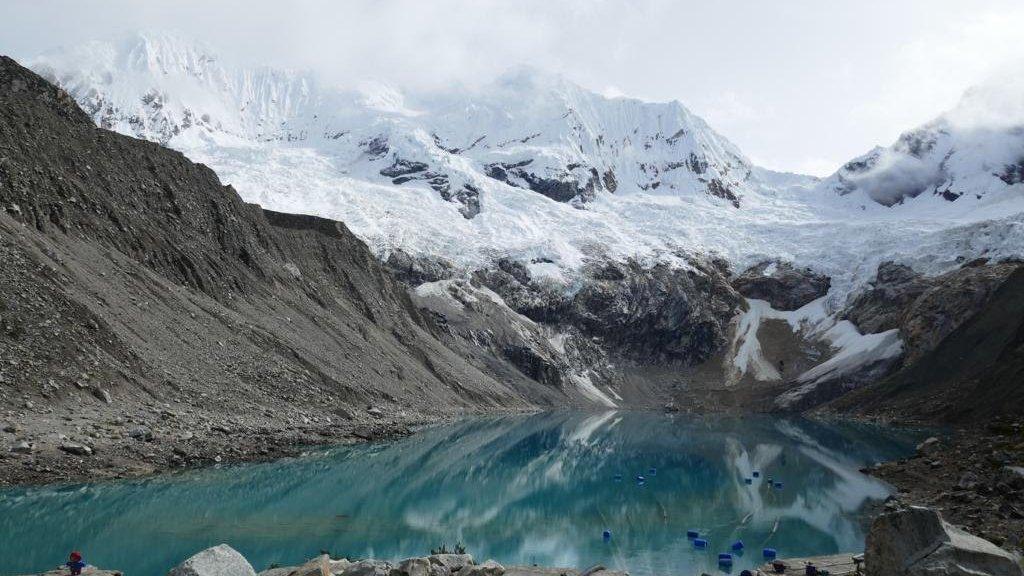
430, 542, 467, 555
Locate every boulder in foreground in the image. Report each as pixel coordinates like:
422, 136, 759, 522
168, 544, 257, 576
866, 506, 1022, 576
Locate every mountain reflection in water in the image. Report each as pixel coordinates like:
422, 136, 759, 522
0, 412, 919, 576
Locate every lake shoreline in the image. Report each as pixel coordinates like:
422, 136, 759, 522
0, 404, 546, 488
1, 407, 920, 489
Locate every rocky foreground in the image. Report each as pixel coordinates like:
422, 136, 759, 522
869, 417, 1024, 553
22, 545, 628, 576
20, 506, 1024, 576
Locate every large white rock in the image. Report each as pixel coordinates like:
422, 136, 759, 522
866, 506, 1023, 576
168, 544, 257, 576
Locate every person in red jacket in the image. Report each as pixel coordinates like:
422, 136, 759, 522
66, 551, 86, 575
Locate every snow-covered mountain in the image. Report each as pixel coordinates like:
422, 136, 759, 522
817, 72, 1024, 207
29, 33, 1024, 297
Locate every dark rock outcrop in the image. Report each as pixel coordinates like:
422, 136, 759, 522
380, 158, 429, 178
408, 278, 617, 403
472, 259, 568, 323
999, 159, 1024, 185
570, 259, 742, 364
706, 178, 741, 208
444, 183, 481, 219
844, 260, 1021, 364
384, 249, 455, 286
379, 157, 479, 219
829, 265, 1024, 423
484, 160, 606, 204
475, 256, 742, 366
732, 260, 830, 311
843, 262, 931, 334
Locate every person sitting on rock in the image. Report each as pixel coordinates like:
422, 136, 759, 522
66, 551, 86, 575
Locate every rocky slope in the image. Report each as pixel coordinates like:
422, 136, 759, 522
868, 418, 1024, 553
826, 263, 1024, 423
0, 56, 642, 485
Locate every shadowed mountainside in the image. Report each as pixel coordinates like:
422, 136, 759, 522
0, 56, 606, 484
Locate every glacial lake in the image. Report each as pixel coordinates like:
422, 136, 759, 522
0, 413, 920, 576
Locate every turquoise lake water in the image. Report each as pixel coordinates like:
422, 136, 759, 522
0, 413, 920, 576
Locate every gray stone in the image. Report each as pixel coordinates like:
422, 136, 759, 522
59, 442, 93, 456
461, 561, 504, 576
167, 544, 257, 576
392, 558, 431, 576
128, 426, 153, 441
341, 560, 393, 576
330, 559, 353, 576
289, 555, 330, 576
428, 565, 451, 576
428, 555, 473, 573
258, 568, 296, 576
10, 440, 32, 454
89, 386, 112, 404
998, 466, 1024, 490
916, 437, 941, 456
865, 506, 1023, 576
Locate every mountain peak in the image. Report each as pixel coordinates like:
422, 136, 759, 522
818, 74, 1024, 207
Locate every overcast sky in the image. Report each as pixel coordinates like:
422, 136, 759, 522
3, 0, 1023, 176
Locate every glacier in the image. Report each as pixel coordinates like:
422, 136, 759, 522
29, 33, 1024, 300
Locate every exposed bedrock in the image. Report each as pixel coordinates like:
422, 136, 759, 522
408, 277, 620, 405
475, 256, 743, 366
731, 259, 831, 311
484, 159, 608, 205
844, 259, 1022, 365
774, 259, 1023, 417
379, 157, 480, 219
383, 248, 456, 286
828, 264, 1024, 423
